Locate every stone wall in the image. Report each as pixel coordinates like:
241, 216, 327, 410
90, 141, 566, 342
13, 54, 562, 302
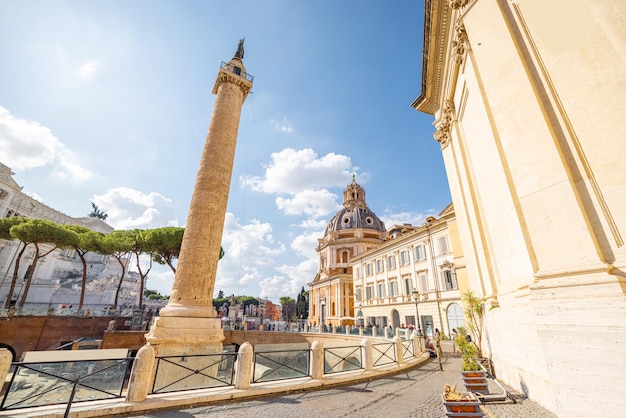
0, 316, 130, 360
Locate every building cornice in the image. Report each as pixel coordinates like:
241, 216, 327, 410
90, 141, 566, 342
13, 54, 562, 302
411, 0, 452, 115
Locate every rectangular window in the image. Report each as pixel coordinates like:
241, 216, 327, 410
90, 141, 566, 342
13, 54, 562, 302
387, 255, 396, 269
355, 287, 362, 301
377, 283, 386, 298
414, 245, 425, 261
405, 316, 416, 326
400, 250, 409, 266
389, 281, 398, 297
366, 263, 373, 276
438, 236, 449, 254
419, 273, 428, 293
404, 277, 412, 294
443, 270, 458, 290
366, 286, 374, 300
376, 259, 384, 273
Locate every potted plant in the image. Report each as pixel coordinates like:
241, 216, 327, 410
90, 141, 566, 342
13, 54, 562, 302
456, 328, 489, 394
441, 384, 484, 417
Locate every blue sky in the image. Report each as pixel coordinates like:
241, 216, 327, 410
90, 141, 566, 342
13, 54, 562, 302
0, 1, 450, 301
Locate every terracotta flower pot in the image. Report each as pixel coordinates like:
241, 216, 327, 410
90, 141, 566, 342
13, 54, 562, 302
461, 370, 489, 394
441, 392, 484, 417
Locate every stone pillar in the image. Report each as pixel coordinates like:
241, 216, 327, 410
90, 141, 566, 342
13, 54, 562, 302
393, 336, 404, 365
304, 324, 309, 333
234, 342, 253, 390
361, 338, 373, 371
412, 331, 422, 354
346, 325, 351, 335
359, 327, 363, 336
160, 54, 252, 319
310, 340, 324, 379
143, 46, 253, 372
0, 349, 11, 386
126, 344, 156, 402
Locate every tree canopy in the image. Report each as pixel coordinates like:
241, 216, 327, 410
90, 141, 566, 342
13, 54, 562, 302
64, 225, 105, 310
10, 219, 77, 307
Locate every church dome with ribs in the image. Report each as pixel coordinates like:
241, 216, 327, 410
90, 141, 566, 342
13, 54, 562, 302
323, 177, 385, 237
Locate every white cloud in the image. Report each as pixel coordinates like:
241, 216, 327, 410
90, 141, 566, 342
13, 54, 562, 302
275, 188, 340, 218
270, 117, 294, 133
0, 106, 92, 180
78, 61, 97, 78
273, 258, 319, 295
143, 268, 175, 297
214, 213, 286, 297
297, 218, 328, 230
379, 210, 436, 229
290, 230, 322, 260
241, 148, 354, 195
92, 187, 178, 230
23, 191, 44, 202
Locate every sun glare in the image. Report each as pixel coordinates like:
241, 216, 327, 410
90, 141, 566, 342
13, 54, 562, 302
78, 62, 97, 78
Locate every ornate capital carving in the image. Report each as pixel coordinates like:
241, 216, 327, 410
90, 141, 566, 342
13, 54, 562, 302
213, 70, 252, 98
448, 0, 470, 9
433, 100, 456, 148
451, 23, 467, 65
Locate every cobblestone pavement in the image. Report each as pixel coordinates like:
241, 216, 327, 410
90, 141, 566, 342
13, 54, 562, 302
123, 356, 556, 418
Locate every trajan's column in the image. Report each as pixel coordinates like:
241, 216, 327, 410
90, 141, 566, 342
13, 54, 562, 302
141, 40, 252, 364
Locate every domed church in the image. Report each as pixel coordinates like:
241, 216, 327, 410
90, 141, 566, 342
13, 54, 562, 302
308, 177, 386, 327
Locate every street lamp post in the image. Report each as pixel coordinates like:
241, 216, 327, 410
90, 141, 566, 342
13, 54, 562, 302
412, 288, 423, 351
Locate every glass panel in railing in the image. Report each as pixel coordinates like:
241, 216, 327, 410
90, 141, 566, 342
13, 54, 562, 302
323, 346, 362, 374
253, 350, 309, 383
152, 353, 235, 394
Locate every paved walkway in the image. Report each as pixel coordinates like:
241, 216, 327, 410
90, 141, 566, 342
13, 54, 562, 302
122, 356, 556, 418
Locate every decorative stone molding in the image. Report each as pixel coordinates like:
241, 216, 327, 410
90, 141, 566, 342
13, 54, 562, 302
213, 71, 252, 98
448, 0, 469, 9
433, 100, 456, 148
451, 23, 467, 65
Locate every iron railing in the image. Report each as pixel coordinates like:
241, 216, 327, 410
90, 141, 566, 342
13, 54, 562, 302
324, 346, 362, 374
0, 357, 132, 414
402, 339, 415, 360
220, 61, 254, 82
152, 352, 236, 394
372, 342, 396, 367
253, 349, 310, 383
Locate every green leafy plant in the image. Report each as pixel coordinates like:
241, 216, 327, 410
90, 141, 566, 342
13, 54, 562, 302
462, 291, 484, 357
455, 327, 481, 371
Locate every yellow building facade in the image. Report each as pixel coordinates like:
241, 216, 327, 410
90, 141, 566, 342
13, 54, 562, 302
413, 1, 626, 416
351, 204, 468, 338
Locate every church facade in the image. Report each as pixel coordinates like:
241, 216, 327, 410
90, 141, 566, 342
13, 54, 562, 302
308, 179, 386, 327
412, 1, 626, 416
